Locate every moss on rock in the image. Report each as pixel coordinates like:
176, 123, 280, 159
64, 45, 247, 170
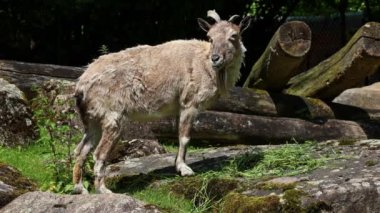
221, 192, 281, 213
255, 182, 296, 191
170, 176, 240, 203
0, 162, 37, 207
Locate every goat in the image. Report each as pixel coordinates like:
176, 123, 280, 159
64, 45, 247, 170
72, 10, 251, 194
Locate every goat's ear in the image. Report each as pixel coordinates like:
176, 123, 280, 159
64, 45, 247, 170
239, 16, 252, 34
198, 18, 211, 32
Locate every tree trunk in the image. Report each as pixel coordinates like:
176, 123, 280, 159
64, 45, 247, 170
243, 21, 311, 91
212, 87, 335, 120
284, 22, 380, 100
129, 111, 380, 143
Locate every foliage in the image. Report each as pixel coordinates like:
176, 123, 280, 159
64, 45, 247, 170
98, 44, 109, 55
132, 187, 194, 213
225, 141, 330, 178
0, 144, 54, 185
30, 83, 82, 193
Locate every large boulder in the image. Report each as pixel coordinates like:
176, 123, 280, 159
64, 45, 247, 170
333, 82, 380, 110
0, 78, 36, 147
0, 163, 37, 208
0, 191, 161, 213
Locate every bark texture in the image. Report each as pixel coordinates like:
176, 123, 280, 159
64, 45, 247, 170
284, 22, 380, 99
244, 21, 311, 90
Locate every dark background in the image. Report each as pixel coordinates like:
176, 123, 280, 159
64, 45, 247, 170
0, 0, 379, 85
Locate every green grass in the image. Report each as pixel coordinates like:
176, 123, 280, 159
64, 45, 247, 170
0, 144, 54, 186
132, 187, 194, 213
224, 141, 330, 178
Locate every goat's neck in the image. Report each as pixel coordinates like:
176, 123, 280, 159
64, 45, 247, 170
217, 44, 245, 95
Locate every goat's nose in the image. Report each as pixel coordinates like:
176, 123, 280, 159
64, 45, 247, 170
211, 54, 221, 63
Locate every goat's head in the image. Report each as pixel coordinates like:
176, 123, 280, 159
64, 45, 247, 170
198, 10, 251, 70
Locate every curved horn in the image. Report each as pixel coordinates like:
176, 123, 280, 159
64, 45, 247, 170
228, 15, 240, 23
207, 10, 221, 22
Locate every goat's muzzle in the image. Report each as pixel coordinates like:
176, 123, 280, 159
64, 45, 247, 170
211, 54, 224, 70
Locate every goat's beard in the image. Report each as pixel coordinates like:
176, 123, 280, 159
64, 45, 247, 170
217, 68, 227, 95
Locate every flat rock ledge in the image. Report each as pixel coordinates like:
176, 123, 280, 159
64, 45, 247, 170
0, 191, 161, 213
106, 145, 252, 179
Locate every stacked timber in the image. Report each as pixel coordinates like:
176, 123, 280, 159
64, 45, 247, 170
284, 22, 380, 99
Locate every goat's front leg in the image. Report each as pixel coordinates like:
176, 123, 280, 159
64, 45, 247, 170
176, 107, 198, 176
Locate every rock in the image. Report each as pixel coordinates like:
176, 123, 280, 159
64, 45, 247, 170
0, 163, 37, 208
237, 139, 380, 213
107, 146, 255, 179
109, 139, 167, 163
0, 78, 36, 147
0, 191, 161, 213
333, 82, 380, 110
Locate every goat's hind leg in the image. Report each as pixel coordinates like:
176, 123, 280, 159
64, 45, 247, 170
93, 120, 121, 194
72, 130, 98, 194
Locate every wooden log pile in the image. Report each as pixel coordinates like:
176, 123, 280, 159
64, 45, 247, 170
284, 22, 380, 99
1, 21, 380, 143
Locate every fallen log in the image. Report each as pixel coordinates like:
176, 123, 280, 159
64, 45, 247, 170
0, 60, 83, 97
214, 87, 335, 120
126, 111, 380, 143
284, 22, 380, 99
214, 87, 380, 123
243, 21, 311, 90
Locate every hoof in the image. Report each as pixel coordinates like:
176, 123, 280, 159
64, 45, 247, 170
72, 184, 89, 195
176, 163, 195, 176
96, 186, 113, 194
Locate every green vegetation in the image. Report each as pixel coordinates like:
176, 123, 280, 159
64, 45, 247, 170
222, 192, 281, 213
365, 160, 378, 167
0, 144, 53, 186
224, 142, 329, 178
30, 83, 83, 193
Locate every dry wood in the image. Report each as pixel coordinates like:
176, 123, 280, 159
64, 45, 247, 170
0, 60, 83, 97
132, 111, 380, 143
243, 21, 311, 90
284, 22, 380, 99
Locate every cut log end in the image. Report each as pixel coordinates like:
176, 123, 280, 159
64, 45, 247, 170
278, 21, 311, 57
362, 22, 380, 40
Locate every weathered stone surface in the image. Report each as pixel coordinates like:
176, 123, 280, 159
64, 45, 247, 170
333, 82, 380, 110
107, 146, 253, 179
0, 163, 37, 208
0, 78, 36, 147
0, 191, 161, 213
240, 140, 380, 213
109, 139, 167, 163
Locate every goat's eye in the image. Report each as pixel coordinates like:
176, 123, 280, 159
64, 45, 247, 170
229, 34, 239, 41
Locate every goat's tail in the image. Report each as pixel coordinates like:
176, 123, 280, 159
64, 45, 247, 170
74, 90, 86, 122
